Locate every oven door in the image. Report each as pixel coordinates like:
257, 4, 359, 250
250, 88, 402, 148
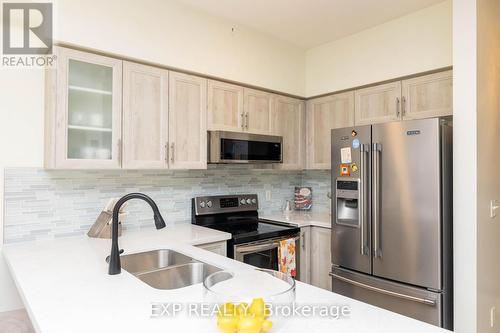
234, 236, 300, 278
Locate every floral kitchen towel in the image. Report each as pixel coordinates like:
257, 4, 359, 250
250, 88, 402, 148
278, 238, 296, 278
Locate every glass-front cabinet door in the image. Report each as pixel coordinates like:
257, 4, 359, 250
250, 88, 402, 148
53, 47, 122, 168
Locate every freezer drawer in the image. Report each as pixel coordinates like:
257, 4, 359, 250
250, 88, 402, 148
331, 267, 446, 328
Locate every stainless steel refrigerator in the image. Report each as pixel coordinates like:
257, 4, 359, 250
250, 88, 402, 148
330, 117, 453, 329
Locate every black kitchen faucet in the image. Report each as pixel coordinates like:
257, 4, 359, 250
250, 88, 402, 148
107, 193, 166, 275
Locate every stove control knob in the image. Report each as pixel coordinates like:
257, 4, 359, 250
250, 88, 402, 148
206, 200, 213, 208
199, 201, 206, 208
240, 199, 246, 205
251, 198, 257, 204
246, 198, 252, 204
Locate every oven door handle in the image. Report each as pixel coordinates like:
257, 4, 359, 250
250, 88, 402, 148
236, 242, 281, 254
235, 236, 299, 254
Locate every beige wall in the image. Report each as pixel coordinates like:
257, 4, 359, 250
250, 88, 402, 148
305, 0, 452, 97
453, 0, 500, 332
476, 0, 500, 331
0, 67, 45, 311
452, 0, 478, 331
54, 0, 306, 96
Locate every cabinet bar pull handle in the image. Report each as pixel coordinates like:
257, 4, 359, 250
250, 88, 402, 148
165, 143, 169, 163
241, 113, 245, 130
245, 113, 249, 129
359, 144, 369, 256
117, 139, 122, 165
402, 96, 406, 117
170, 143, 175, 163
372, 142, 382, 258
396, 97, 401, 118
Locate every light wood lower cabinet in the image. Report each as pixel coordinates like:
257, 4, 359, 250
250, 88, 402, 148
310, 226, 332, 291
196, 241, 227, 256
354, 81, 402, 125
298, 226, 311, 284
208, 80, 244, 132
168, 72, 208, 169
401, 70, 453, 120
271, 95, 305, 170
306, 92, 354, 169
122, 62, 169, 169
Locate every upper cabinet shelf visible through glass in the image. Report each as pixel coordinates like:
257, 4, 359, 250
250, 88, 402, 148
67, 59, 114, 131
47, 47, 122, 168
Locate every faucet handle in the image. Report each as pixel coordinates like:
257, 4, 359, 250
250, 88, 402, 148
105, 249, 124, 263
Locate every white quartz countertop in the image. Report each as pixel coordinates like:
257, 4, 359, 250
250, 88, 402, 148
3, 223, 449, 333
260, 212, 331, 229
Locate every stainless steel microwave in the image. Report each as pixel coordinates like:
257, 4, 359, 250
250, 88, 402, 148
208, 131, 283, 164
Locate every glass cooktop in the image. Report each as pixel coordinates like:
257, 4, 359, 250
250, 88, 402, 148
210, 220, 299, 244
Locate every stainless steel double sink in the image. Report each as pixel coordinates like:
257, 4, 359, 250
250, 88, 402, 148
121, 249, 222, 290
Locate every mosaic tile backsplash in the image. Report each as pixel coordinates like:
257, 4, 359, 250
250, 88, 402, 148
301, 170, 331, 212
4, 167, 331, 244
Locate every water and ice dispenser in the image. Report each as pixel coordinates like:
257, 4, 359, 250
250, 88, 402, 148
335, 178, 360, 227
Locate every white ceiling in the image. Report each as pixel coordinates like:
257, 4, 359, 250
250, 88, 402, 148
174, 0, 446, 49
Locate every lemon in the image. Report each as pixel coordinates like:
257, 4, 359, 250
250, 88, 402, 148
237, 314, 264, 333
236, 302, 250, 316
217, 314, 238, 333
249, 298, 267, 318
262, 319, 273, 332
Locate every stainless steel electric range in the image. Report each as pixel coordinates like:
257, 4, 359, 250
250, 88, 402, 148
191, 194, 300, 278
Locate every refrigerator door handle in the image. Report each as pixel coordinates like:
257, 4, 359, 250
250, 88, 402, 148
359, 144, 369, 256
329, 272, 437, 306
372, 142, 382, 258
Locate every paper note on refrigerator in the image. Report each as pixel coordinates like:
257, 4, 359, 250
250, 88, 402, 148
340, 147, 352, 163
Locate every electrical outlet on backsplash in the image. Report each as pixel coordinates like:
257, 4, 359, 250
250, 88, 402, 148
3, 167, 331, 243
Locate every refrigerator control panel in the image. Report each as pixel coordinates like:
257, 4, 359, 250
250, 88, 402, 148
337, 180, 359, 191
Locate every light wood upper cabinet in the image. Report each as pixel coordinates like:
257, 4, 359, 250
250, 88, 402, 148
46, 46, 123, 169
306, 92, 354, 169
208, 82, 273, 134
46, 49, 452, 171
122, 62, 168, 169
271, 95, 305, 170
208, 80, 244, 132
169, 72, 208, 169
244, 88, 273, 134
354, 81, 402, 125
402, 70, 453, 120
310, 226, 332, 291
